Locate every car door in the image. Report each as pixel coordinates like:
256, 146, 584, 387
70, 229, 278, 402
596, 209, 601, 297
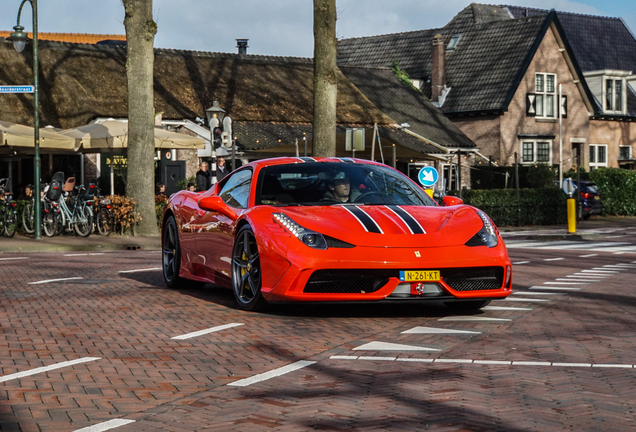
196, 168, 253, 284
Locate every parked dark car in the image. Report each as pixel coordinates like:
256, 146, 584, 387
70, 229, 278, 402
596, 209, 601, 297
574, 181, 603, 219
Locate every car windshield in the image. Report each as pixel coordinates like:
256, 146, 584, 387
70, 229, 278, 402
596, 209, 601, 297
256, 162, 436, 207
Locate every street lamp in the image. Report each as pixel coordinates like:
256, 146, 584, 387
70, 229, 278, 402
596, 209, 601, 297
205, 101, 234, 175
8, 0, 41, 239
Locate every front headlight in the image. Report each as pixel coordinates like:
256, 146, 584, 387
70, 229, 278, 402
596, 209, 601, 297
465, 211, 498, 248
273, 212, 328, 250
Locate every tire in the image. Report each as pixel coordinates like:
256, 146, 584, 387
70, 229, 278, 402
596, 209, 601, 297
444, 300, 491, 313
231, 225, 267, 311
3, 208, 17, 238
22, 201, 34, 234
42, 211, 58, 237
162, 216, 203, 289
73, 206, 92, 237
55, 209, 65, 236
96, 208, 112, 236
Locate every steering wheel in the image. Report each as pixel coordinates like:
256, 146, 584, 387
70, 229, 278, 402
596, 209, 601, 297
353, 191, 384, 204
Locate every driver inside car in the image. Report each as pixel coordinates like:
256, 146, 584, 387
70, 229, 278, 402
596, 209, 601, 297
322, 175, 361, 203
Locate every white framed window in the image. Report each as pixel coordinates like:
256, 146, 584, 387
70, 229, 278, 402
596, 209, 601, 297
535, 73, 557, 118
619, 145, 632, 160
589, 144, 608, 170
604, 77, 626, 113
521, 140, 552, 164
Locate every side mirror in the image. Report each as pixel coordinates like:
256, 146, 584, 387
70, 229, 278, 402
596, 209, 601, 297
198, 196, 238, 220
442, 196, 463, 206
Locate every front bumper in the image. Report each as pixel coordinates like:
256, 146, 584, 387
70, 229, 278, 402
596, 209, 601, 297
261, 243, 512, 302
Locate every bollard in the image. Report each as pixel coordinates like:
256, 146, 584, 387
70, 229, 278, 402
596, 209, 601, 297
567, 198, 576, 233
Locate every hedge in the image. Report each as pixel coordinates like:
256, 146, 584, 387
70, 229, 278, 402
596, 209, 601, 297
450, 188, 567, 227
589, 168, 636, 216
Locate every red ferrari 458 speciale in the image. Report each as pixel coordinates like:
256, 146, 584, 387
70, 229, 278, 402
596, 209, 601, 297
162, 157, 512, 311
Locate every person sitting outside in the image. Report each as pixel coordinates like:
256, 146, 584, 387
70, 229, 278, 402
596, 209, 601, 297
322, 176, 361, 203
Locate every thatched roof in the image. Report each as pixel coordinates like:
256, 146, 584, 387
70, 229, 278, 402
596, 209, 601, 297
0, 40, 394, 129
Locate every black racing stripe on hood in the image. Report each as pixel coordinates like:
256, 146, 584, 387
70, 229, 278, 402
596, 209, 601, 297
387, 205, 426, 234
343, 206, 383, 234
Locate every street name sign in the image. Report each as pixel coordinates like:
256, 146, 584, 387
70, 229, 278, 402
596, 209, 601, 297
0, 85, 35, 94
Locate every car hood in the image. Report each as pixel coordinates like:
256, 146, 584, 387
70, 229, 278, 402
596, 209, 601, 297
275, 204, 485, 248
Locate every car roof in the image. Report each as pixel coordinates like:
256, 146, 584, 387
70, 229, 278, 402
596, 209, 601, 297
245, 156, 388, 170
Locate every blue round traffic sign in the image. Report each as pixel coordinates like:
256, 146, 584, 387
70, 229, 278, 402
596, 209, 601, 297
418, 166, 439, 187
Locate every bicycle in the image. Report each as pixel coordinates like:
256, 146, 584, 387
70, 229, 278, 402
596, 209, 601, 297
95, 187, 114, 236
0, 178, 17, 238
57, 182, 94, 237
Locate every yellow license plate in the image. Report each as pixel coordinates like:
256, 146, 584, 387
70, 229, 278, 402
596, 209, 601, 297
399, 270, 440, 282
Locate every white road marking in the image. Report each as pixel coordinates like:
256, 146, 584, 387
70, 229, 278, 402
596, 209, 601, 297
503, 298, 551, 302
559, 278, 601, 282
118, 267, 161, 274
580, 254, 598, 257
483, 306, 533, 311
512, 291, 566, 295
0, 357, 101, 383
544, 257, 565, 261
530, 286, 581, 291
513, 261, 530, 265
171, 323, 244, 340
574, 272, 609, 277
592, 267, 621, 271
602, 265, 636, 269
439, 316, 510, 322
90, 253, 105, 256
28, 277, 83, 285
0, 257, 28, 261
353, 342, 440, 352
401, 327, 481, 335
228, 360, 316, 387
72, 419, 136, 432
220, 257, 232, 263
543, 281, 589, 285
581, 269, 618, 274
64, 253, 88, 257
329, 356, 635, 368
563, 276, 603, 280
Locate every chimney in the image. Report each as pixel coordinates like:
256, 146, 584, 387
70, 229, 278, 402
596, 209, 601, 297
236, 39, 249, 55
431, 34, 445, 103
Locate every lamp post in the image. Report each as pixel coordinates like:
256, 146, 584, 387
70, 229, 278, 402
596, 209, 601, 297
9, 0, 41, 239
205, 101, 234, 176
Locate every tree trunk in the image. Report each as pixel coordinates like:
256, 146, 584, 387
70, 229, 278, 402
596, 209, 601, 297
122, 0, 157, 235
313, 0, 337, 157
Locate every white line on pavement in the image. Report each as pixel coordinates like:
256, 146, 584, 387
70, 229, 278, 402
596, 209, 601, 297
0, 357, 101, 383
580, 254, 598, 257
544, 258, 565, 261
574, 273, 609, 277
543, 281, 589, 285
503, 298, 551, 302
64, 253, 88, 257
228, 360, 316, 387
0, 257, 28, 261
28, 277, 83, 285
512, 291, 566, 295
171, 323, 244, 340
513, 261, 530, 265
72, 419, 136, 432
483, 306, 533, 311
118, 267, 161, 274
560, 278, 601, 282
591, 268, 621, 272
439, 316, 510, 322
329, 356, 635, 369
530, 286, 581, 291
401, 326, 481, 334
581, 269, 618, 274
353, 342, 440, 352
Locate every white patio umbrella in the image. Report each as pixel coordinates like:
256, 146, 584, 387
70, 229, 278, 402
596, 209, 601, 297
0, 120, 76, 150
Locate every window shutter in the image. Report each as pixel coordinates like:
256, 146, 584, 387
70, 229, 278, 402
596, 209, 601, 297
560, 95, 568, 118
526, 93, 536, 116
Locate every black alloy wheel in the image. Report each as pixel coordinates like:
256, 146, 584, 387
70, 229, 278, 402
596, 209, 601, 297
231, 225, 267, 311
162, 216, 204, 289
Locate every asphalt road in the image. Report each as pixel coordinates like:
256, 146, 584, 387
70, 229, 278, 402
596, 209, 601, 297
1, 227, 636, 431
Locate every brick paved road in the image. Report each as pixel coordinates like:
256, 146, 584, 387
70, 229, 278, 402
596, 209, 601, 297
1, 244, 635, 431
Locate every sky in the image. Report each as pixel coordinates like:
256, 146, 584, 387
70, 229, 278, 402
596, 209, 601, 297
1, 0, 634, 58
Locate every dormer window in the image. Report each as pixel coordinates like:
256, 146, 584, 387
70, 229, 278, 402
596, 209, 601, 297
605, 78, 625, 113
447, 34, 461, 50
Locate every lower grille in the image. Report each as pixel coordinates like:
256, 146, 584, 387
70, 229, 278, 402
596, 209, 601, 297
304, 270, 392, 294
441, 267, 504, 291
